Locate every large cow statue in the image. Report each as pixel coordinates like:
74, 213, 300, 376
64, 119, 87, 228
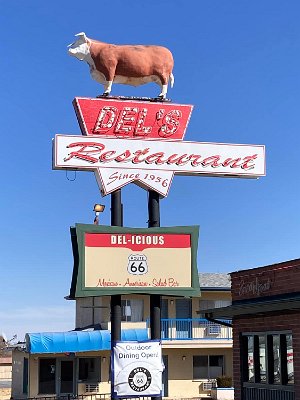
68, 32, 174, 98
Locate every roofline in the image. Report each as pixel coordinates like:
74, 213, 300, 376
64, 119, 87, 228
205, 294, 300, 319
200, 287, 231, 292
230, 257, 300, 276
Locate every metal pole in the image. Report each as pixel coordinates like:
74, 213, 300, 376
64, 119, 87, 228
148, 190, 162, 400
148, 190, 160, 228
111, 189, 123, 400
111, 189, 123, 226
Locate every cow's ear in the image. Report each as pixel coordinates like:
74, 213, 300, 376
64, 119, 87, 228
75, 32, 87, 41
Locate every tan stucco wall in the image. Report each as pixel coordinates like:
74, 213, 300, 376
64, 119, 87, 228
22, 346, 232, 399
0, 366, 11, 381
28, 352, 110, 397
12, 350, 27, 399
29, 356, 40, 397
163, 347, 232, 398
0, 388, 11, 400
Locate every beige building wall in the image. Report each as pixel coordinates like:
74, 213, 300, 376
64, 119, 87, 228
11, 350, 27, 399
18, 346, 232, 399
163, 347, 232, 398
27, 352, 111, 398
0, 366, 11, 381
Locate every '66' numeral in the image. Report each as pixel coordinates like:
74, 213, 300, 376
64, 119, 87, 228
127, 255, 148, 275
129, 262, 146, 274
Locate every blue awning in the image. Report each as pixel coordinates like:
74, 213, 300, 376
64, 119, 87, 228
26, 329, 149, 354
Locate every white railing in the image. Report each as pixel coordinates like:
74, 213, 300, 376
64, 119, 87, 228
156, 318, 232, 340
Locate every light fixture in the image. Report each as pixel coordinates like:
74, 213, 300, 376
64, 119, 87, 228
93, 204, 105, 225
102, 356, 106, 363
170, 299, 174, 305
182, 355, 186, 361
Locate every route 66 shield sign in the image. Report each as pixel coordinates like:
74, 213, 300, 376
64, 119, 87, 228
127, 254, 148, 275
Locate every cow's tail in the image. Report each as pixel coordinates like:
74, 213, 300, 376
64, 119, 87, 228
169, 73, 175, 88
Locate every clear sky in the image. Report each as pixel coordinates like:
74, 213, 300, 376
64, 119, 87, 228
1, 0, 300, 341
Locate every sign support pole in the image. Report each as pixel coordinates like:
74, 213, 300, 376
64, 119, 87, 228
111, 189, 123, 400
148, 190, 162, 400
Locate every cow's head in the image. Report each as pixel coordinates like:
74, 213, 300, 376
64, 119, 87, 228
68, 32, 90, 60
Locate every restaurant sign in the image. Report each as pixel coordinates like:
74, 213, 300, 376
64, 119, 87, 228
73, 97, 193, 140
69, 224, 200, 297
53, 135, 266, 197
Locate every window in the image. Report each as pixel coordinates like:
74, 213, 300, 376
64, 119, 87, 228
121, 299, 143, 322
199, 299, 231, 318
273, 335, 281, 384
286, 334, 294, 384
242, 332, 294, 386
23, 358, 28, 394
39, 358, 56, 394
78, 358, 100, 382
247, 336, 254, 382
193, 355, 224, 379
259, 335, 266, 383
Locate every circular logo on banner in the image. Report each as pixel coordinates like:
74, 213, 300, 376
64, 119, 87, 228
128, 367, 152, 392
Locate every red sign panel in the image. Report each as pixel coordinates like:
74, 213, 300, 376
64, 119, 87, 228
73, 97, 193, 140
85, 233, 191, 251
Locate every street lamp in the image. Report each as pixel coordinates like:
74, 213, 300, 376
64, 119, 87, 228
93, 204, 105, 225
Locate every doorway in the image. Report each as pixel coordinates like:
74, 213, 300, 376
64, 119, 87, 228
161, 299, 169, 339
162, 355, 168, 397
175, 298, 192, 338
58, 359, 75, 395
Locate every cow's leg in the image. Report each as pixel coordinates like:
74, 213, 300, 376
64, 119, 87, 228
159, 84, 168, 99
158, 75, 168, 98
103, 80, 113, 96
102, 66, 117, 96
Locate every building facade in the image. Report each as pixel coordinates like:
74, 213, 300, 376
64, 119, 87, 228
208, 258, 300, 400
12, 273, 232, 399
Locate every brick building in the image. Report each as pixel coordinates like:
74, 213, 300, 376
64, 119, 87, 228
207, 258, 300, 400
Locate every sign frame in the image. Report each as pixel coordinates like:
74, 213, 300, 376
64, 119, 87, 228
69, 223, 200, 298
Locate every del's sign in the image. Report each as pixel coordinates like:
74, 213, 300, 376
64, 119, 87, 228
73, 97, 193, 140
53, 97, 266, 196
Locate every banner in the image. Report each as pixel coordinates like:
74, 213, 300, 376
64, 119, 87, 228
113, 340, 163, 397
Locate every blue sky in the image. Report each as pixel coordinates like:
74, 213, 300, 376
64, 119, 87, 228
1, 0, 300, 340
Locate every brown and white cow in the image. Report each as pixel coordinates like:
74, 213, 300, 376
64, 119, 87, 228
68, 32, 174, 98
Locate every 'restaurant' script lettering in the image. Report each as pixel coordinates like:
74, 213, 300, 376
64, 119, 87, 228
63, 141, 257, 171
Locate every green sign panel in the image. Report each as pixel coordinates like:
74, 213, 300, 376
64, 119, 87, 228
69, 224, 200, 297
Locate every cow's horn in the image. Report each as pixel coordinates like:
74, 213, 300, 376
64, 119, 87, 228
75, 32, 87, 39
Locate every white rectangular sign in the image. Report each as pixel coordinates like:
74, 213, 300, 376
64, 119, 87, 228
113, 340, 163, 397
54, 135, 265, 177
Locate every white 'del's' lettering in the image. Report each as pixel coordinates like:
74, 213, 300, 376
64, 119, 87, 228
238, 277, 272, 297
93, 106, 182, 137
